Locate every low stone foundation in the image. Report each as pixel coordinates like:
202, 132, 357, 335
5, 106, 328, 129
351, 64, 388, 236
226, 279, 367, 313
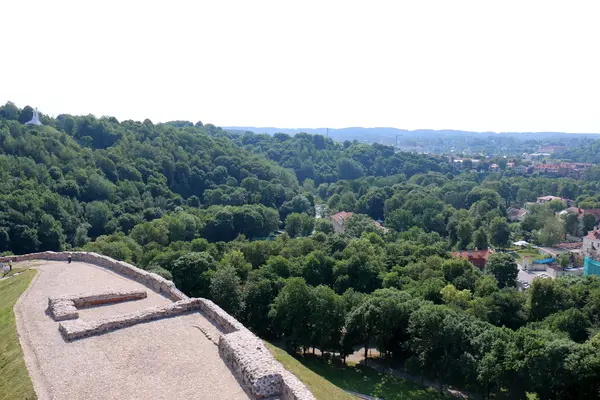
59, 298, 203, 341
48, 289, 147, 321
48, 298, 78, 321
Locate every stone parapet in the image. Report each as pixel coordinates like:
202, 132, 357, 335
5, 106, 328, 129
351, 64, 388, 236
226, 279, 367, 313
280, 369, 316, 400
197, 298, 245, 334
202, 301, 316, 400
219, 330, 284, 398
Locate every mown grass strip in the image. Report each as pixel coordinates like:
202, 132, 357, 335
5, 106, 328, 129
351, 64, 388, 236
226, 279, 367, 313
0, 269, 37, 400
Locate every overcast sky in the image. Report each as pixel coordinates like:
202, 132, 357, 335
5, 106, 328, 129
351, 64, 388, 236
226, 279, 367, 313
2, 1, 599, 132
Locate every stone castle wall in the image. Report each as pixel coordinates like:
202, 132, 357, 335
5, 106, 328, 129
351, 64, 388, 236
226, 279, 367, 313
6, 251, 315, 400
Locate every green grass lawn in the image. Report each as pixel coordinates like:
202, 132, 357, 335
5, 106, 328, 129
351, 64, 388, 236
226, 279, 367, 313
266, 342, 355, 400
266, 342, 448, 400
2, 267, 30, 278
513, 249, 544, 262
0, 269, 37, 400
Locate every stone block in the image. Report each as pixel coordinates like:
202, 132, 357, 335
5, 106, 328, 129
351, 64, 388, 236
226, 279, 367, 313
219, 330, 284, 398
48, 289, 147, 322
48, 299, 78, 321
197, 298, 245, 334
58, 298, 204, 341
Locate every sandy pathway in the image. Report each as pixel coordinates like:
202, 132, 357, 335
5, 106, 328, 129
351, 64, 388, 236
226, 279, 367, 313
14, 261, 251, 400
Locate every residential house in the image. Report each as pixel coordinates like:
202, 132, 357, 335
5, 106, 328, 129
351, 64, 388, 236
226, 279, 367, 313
451, 249, 495, 269
331, 212, 388, 234
514, 165, 527, 174
554, 242, 583, 251
536, 195, 566, 205
373, 219, 389, 233
452, 158, 479, 171
582, 230, 600, 258
331, 211, 353, 234
507, 207, 527, 222
563, 207, 600, 223
583, 230, 600, 277
525, 153, 551, 161
557, 162, 593, 179
533, 164, 560, 176
533, 162, 591, 179
539, 145, 568, 154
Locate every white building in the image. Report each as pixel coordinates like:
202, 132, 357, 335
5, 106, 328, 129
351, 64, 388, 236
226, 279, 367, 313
582, 230, 600, 258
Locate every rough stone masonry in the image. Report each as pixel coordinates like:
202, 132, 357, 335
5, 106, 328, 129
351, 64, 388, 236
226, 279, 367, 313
48, 289, 147, 321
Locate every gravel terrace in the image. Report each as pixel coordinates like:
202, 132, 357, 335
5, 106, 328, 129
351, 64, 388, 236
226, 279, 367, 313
14, 260, 251, 400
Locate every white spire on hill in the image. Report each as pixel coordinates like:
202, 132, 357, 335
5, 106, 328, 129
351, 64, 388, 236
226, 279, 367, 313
26, 108, 42, 126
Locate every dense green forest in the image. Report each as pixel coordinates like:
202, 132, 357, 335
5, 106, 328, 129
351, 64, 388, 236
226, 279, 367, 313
558, 138, 600, 164
3, 101, 600, 399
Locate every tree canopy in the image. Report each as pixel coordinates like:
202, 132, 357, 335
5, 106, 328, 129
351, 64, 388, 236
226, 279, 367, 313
3, 101, 600, 398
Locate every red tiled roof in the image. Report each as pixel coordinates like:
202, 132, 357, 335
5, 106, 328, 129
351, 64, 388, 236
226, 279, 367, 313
535, 163, 592, 171
332, 211, 353, 221
569, 208, 600, 220
584, 209, 600, 220
451, 249, 494, 259
557, 162, 592, 169
332, 212, 389, 233
554, 242, 582, 249
586, 230, 600, 240
537, 195, 562, 201
451, 249, 495, 268
508, 207, 527, 218
373, 220, 389, 233
534, 164, 560, 171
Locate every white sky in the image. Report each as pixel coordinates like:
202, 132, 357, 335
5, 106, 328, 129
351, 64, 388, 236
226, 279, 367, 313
1, 0, 600, 132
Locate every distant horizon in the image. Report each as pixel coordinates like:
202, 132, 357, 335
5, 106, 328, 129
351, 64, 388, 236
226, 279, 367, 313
3, 2, 600, 134
5, 100, 600, 136
222, 126, 600, 136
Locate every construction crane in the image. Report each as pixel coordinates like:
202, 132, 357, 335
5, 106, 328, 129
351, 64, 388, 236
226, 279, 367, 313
395, 134, 403, 149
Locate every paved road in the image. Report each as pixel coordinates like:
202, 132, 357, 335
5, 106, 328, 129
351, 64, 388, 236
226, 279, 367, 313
516, 262, 553, 290
518, 267, 546, 284
346, 390, 383, 400
343, 347, 470, 399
